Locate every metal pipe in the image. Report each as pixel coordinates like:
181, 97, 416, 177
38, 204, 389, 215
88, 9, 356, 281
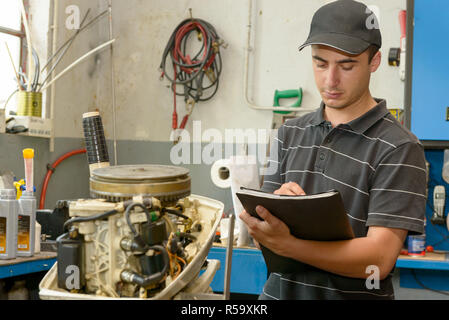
38, 9, 91, 91
404, 0, 414, 131
41, 39, 116, 92
244, 0, 316, 113
0, 26, 25, 38
223, 213, 235, 300
108, 0, 118, 165
41, 9, 108, 72
49, 0, 59, 152
19, 0, 34, 91
5, 42, 22, 90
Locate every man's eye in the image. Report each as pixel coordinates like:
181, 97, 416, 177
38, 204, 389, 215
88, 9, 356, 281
341, 65, 354, 71
317, 64, 327, 69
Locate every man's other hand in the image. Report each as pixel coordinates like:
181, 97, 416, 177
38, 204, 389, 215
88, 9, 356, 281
274, 181, 306, 196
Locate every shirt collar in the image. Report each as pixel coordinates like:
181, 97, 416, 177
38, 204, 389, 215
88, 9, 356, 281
309, 99, 390, 133
309, 101, 327, 126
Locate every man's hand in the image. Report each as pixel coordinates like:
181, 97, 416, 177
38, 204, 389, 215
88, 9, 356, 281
274, 181, 306, 196
240, 182, 305, 253
239, 205, 294, 257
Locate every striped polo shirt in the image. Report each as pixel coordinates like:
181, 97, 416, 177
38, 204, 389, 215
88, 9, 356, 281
259, 99, 427, 300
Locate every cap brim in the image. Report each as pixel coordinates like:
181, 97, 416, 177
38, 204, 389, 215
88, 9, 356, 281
298, 33, 372, 55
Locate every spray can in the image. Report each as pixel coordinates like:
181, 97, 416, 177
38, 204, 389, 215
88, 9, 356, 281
0, 189, 18, 260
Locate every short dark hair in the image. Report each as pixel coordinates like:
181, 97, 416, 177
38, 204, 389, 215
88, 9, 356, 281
367, 45, 380, 63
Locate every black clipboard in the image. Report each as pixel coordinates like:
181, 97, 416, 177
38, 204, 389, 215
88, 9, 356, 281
236, 187, 354, 273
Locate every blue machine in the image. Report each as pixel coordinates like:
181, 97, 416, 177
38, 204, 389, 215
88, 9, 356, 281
410, 0, 449, 141
424, 150, 449, 251
408, 0, 449, 250
398, 0, 449, 292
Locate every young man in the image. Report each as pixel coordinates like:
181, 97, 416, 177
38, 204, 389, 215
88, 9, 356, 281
239, 0, 426, 299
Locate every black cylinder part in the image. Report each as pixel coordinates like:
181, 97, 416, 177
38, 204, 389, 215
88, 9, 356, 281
56, 233, 85, 290
139, 251, 165, 276
141, 219, 167, 246
82, 111, 109, 165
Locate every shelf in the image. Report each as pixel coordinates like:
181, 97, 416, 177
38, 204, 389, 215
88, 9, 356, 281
0, 252, 57, 279
396, 252, 449, 291
2, 115, 52, 138
396, 252, 449, 271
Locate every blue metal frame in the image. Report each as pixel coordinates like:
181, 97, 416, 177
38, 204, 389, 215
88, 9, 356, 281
395, 253, 449, 290
396, 256, 449, 271
0, 258, 56, 279
423, 150, 449, 251
399, 268, 449, 291
207, 246, 267, 295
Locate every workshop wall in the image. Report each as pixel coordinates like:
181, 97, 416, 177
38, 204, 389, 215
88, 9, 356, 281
50, 0, 406, 141
23, 0, 405, 210
1, 0, 406, 210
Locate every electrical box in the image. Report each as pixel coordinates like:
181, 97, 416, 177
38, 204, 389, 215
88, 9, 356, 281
13, 116, 52, 138
410, 0, 449, 141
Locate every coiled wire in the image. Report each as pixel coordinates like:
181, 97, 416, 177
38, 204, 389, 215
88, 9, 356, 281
159, 18, 223, 103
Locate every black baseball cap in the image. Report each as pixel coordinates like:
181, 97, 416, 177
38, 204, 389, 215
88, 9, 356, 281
298, 0, 382, 55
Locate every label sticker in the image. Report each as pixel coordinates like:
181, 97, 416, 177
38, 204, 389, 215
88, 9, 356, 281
17, 215, 30, 251
0, 217, 6, 254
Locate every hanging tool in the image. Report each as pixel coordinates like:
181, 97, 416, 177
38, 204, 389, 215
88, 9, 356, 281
13, 179, 26, 200
272, 88, 303, 129
170, 99, 196, 144
160, 10, 224, 143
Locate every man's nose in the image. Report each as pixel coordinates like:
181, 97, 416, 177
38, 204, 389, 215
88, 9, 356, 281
325, 65, 340, 89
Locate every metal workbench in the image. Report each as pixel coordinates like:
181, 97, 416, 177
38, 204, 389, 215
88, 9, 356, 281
0, 252, 57, 279
396, 252, 449, 291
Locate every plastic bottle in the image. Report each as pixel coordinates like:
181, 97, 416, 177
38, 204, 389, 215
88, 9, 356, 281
16, 148, 36, 257
35, 221, 41, 254
0, 189, 18, 260
17, 191, 36, 257
23, 149, 34, 194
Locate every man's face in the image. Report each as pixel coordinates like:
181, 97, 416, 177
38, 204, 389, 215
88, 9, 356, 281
311, 45, 380, 109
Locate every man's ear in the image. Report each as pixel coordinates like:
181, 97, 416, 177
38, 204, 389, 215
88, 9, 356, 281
370, 50, 381, 72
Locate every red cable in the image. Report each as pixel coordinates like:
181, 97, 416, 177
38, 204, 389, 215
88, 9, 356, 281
174, 21, 209, 74
399, 10, 407, 41
171, 21, 216, 131
39, 148, 86, 209
173, 62, 178, 129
